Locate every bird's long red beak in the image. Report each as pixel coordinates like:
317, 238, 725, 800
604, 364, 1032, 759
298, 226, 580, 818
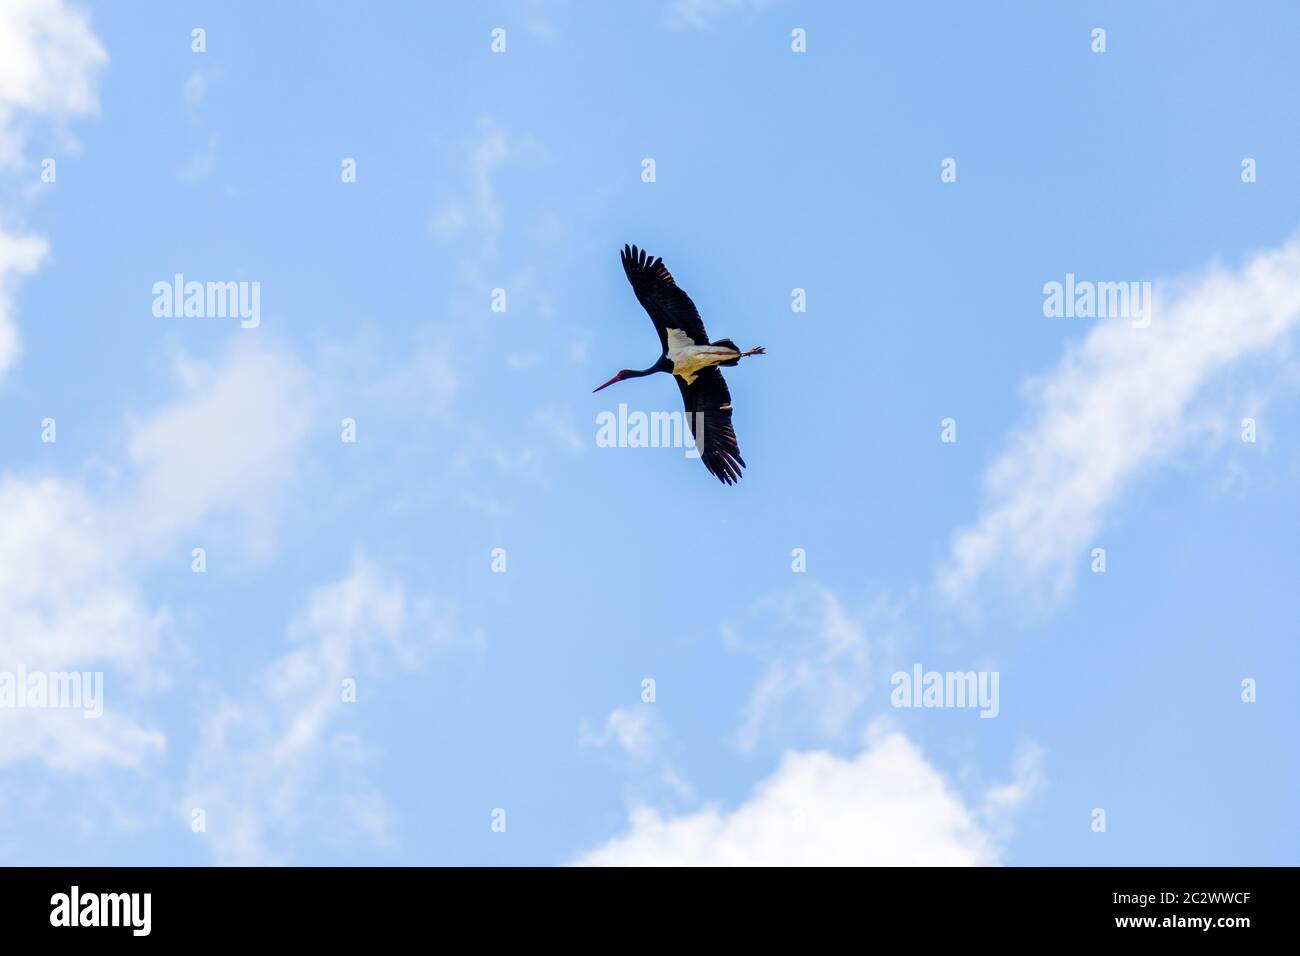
592, 372, 622, 393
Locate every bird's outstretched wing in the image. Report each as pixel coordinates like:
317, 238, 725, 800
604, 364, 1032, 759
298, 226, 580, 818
621, 244, 710, 351
677, 367, 746, 484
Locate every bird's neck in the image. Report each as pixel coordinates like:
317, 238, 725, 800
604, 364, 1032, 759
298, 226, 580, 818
630, 357, 672, 378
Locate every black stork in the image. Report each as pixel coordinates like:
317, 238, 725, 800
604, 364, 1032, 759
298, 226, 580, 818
593, 244, 765, 484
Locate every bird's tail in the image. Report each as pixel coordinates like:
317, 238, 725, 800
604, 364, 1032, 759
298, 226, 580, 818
714, 340, 765, 366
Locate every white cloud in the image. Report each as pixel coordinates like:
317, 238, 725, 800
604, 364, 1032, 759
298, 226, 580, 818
177, 69, 216, 182
182, 70, 207, 111
577, 587, 1041, 865
0, 0, 105, 373
0, 229, 48, 377
939, 238, 1300, 603
0, 0, 108, 167
982, 741, 1045, 842
572, 724, 1034, 866
176, 133, 216, 184
0, 475, 171, 771
183, 557, 459, 865
371, 339, 460, 419
533, 408, 585, 454
431, 121, 542, 270
431, 122, 513, 246
580, 706, 658, 760
727, 585, 903, 752
126, 338, 315, 549
670, 0, 767, 30
581, 706, 694, 801
340, 789, 395, 848
505, 352, 538, 370
0, 476, 169, 680
0, 709, 166, 772
0, 339, 316, 773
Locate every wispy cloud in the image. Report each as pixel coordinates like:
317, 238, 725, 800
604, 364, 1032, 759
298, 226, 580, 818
670, 0, 768, 30
939, 237, 1300, 604
580, 704, 693, 799
533, 408, 586, 454
176, 133, 217, 184
431, 121, 532, 258
580, 705, 658, 760
981, 741, 1045, 843
726, 584, 904, 752
670, 0, 769, 29
182, 70, 207, 112
0, 229, 48, 377
177, 68, 217, 182
182, 557, 461, 865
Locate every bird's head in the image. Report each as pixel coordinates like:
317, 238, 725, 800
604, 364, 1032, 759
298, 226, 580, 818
592, 370, 630, 393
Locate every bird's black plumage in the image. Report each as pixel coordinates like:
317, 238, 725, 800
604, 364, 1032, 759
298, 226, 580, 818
620, 244, 710, 349
614, 244, 757, 485
676, 367, 746, 485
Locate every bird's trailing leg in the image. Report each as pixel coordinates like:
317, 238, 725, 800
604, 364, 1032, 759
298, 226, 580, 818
717, 345, 765, 367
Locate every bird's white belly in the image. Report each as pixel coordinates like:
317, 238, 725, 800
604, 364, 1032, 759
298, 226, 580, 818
666, 329, 738, 384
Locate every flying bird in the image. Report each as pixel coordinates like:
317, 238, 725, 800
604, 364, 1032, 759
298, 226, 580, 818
594, 244, 765, 484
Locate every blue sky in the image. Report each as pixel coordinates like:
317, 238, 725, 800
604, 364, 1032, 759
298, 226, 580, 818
1, 0, 1297, 865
